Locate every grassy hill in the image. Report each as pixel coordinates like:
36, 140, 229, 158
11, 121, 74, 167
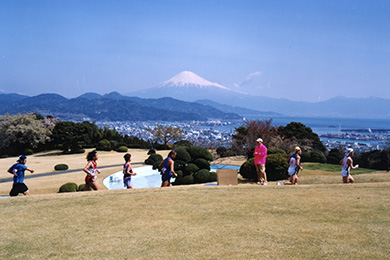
1, 181, 390, 259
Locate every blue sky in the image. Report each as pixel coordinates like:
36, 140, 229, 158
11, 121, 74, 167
1, 0, 389, 102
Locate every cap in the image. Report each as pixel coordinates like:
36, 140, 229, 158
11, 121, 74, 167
256, 138, 263, 143
346, 148, 354, 156
294, 147, 301, 153
17, 155, 27, 162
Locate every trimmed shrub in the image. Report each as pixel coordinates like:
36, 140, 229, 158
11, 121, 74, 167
54, 164, 69, 171
239, 158, 256, 181
187, 146, 213, 161
267, 148, 287, 155
145, 154, 163, 165
181, 175, 195, 185
174, 160, 186, 172
153, 161, 161, 170
174, 147, 191, 163
78, 184, 91, 191
192, 158, 211, 170
97, 139, 112, 151
327, 148, 342, 165
23, 148, 34, 155
116, 146, 128, 152
310, 150, 327, 163
147, 148, 156, 155
239, 155, 289, 181
265, 154, 289, 181
216, 146, 227, 157
173, 140, 192, 148
59, 182, 78, 193
209, 171, 218, 182
109, 140, 119, 150
184, 163, 200, 175
194, 169, 211, 183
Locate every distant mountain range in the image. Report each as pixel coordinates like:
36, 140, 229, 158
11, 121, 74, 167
1, 71, 389, 120
127, 71, 390, 118
0, 92, 246, 121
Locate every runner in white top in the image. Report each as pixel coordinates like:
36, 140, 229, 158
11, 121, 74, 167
340, 148, 359, 183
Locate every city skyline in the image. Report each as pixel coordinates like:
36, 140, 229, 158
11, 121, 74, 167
1, 0, 389, 102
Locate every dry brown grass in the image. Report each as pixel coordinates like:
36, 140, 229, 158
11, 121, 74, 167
1, 182, 390, 260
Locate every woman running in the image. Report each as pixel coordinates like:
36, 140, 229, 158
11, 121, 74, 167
83, 150, 100, 191
159, 150, 178, 187
278, 147, 303, 185
123, 153, 137, 189
340, 148, 358, 183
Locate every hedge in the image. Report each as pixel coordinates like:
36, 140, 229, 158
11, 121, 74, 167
59, 182, 78, 193
54, 164, 69, 171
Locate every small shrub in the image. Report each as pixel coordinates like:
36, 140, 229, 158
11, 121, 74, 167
310, 150, 327, 163
174, 160, 186, 172
78, 184, 91, 191
174, 147, 191, 162
97, 139, 112, 151
216, 146, 227, 157
192, 158, 211, 170
301, 151, 311, 162
145, 154, 163, 165
209, 171, 217, 182
267, 148, 287, 155
173, 140, 192, 148
54, 164, 69, 171
194, 169, 211, 183
184, 163, 200, 175
239, 158, 256, 181
265, 154, 289, 181
181, 175, 195, 185
187, 146, 213, 161
59, 182, 78, 193
153, 161, 161, 170
116, 146, 128, 152
147, 148, 156, 155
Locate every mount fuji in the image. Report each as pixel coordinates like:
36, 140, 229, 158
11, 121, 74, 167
127, 71, 241, 102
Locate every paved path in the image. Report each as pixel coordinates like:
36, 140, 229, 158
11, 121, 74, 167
0, 162, 145, 183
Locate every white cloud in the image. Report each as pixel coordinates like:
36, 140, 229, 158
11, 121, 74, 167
235, 71, 263, 89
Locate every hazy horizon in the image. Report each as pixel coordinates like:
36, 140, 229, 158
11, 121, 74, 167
1, 1, 389, 102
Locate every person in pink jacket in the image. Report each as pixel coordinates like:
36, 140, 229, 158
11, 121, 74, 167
253, 138, 268, 185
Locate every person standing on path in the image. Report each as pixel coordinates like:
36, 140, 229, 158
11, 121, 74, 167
123, 153, 137, 189
340, 148, 358, 183
254, 138, 268, 185
159, 150, 178, 187
83, 150, 100, 191
8, 155, 34, 196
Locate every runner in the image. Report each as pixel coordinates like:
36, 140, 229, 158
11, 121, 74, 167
340, 148, 358, 183
159, 151, 178, 187
8, 155, 34, 196
123, 153, 137, 189
83, 150, 100, 191
278, 147, 303, 185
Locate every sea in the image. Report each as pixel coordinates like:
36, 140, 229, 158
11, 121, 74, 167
200, 116, 390, 151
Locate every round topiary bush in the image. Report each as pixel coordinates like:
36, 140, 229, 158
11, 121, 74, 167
267, 148, 287, 155
300, 151, 311, 162
174, 160, 186, 172
59, 182, 78, 193
194, 169, 211, 183
97, 139, 112, 151
77, 184, 91, 191
192, 158, 211, 170
181, 175, 195, 185
174, 147, 191, 162
187, 146, 213, 161
240, 155, 289, 182
184, 163, 200, 175
147, 148, 156, 155
145, 154, 163, 165
265, 154, 289, 181
54, 164, 69, 171
310, 150, 327, 163
116, 146, 128, 152
239, 158, 256, 181
209, 171, 217, 182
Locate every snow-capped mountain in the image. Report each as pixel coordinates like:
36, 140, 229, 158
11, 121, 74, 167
127, 71, 238, 102
159, 71, 230, 90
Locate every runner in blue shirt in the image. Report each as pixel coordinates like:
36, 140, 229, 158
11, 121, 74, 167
8, 155, 35, 196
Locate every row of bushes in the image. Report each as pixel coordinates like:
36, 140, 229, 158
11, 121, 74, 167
59, 182, 90, 192
144, 145, 216, 185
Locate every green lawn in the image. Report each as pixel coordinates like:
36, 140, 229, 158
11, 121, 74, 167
302, 162, 377, 175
